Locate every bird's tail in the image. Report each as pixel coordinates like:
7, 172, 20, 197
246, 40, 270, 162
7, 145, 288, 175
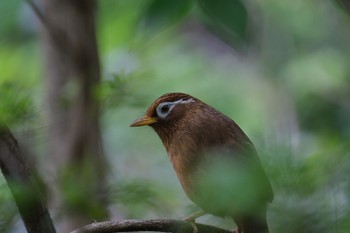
238, 217, 269, 233
234, 213, 269, 233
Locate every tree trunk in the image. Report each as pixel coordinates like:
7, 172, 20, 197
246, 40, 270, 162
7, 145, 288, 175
0, 127, 56, 233
40, 0, 108, 231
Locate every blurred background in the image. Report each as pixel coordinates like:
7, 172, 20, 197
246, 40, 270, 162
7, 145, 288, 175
1, 0, 350, 232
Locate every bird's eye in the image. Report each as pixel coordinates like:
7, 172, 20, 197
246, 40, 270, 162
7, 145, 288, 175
156, 102, 174, 118
160, 105, 169, 113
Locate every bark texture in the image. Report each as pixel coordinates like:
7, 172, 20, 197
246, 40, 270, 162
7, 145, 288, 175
71, 219, 233, 233
0, 127, 56, 233
40, 0, 108, 231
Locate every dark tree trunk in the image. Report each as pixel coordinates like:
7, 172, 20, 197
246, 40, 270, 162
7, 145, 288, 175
0, 127, 56, 233
40, 0, 108, 231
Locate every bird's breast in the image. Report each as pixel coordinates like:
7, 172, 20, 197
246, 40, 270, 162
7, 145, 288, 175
166, 136, 201, 201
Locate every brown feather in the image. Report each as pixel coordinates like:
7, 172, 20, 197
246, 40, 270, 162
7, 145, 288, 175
134, 93, 273, 233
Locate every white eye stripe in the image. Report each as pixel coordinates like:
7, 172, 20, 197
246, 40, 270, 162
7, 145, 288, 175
156, 98, 195, 119
173, 98, 195, 105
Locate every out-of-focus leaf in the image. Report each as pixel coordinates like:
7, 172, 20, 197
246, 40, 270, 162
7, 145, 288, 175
112, 179, 158, 206
0, 1, 22, 43
110, 179, 170, 217
0, 180, 17, 233
297, 93, 348, 137
97, 70, 153, 108
333, 0, 350, 14
0, 81, 33, 126
197, 0, 249, 47
139, 0, 194, 33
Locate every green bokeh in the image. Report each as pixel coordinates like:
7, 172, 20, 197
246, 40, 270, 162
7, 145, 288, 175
0, 1, 350, 232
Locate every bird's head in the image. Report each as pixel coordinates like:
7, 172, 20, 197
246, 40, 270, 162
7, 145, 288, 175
130, 92, 197, 129
130, 92, 230, 149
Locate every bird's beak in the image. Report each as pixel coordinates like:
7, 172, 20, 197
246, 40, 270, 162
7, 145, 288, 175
130, 115, 158, 127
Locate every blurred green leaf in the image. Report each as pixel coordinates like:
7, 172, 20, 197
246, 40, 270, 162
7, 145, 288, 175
197, 0, 249, 47
333, 0, 350, 15
110, 179, 171, 217
97, 71, 153, 108
112, 179, 157, 205
0, 1, 22, 43
58, 164, 107, 219
297, 93, 348, 137
0, 179, 17, 233
139, 0, 194, 33
0, 81, 33, 126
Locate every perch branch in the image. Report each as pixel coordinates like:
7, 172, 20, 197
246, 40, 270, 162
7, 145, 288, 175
71, 218, 232, 233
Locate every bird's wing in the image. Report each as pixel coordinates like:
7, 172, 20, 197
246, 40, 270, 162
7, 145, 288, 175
187, 117, 273, 216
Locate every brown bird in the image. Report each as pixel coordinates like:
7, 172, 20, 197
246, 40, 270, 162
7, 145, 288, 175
131, 93, 273, 233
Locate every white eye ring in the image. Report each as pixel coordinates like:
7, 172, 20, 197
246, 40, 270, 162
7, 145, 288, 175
156, 102, 175, 119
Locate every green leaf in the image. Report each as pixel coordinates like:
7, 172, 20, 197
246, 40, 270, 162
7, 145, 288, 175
0, 81, 33, 126
333, 0, 350, 15
140, 0, 194, 33
198, 0, 249, 47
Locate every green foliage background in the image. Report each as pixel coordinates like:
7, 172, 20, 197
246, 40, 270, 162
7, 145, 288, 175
1, 0, 350, 232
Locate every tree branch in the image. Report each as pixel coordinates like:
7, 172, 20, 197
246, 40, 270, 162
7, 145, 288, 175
71, 219, 232, 233
0, 127, 56, 233
25, 0, 71, 57
25, 0, 49, 29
